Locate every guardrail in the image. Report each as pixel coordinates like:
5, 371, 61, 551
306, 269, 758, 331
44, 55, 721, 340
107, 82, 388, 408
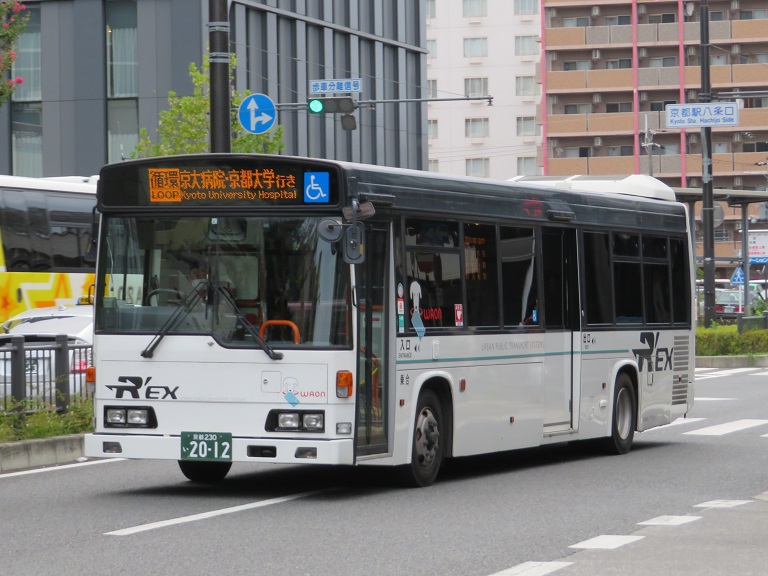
0, 335, 91, 413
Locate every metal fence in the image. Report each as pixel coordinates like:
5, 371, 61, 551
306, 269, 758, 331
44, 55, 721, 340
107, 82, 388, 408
0, 335, 92, 413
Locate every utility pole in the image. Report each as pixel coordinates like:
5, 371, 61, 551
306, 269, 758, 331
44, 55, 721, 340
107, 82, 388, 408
209, 0, 230, 153
701, 0, 716, 326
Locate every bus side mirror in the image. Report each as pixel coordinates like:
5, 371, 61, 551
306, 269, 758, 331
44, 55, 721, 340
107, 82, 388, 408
343, 222, 365, 264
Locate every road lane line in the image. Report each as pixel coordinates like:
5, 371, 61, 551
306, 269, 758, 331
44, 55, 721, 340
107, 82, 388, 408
0, 458, 123, 479
684, 419, 768, 436
105, 490, 322, 536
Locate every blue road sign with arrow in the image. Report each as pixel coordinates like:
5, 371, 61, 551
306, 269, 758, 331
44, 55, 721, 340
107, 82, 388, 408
238, 93, 277, 135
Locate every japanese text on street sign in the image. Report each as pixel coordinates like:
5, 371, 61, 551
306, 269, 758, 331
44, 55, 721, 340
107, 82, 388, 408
310, 78, 363, 94
665, 103, 739, 128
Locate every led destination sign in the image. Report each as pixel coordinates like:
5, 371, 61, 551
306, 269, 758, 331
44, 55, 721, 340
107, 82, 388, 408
98, 157, 341, 209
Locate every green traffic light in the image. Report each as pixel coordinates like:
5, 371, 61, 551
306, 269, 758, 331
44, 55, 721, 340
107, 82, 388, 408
308, 99, 324, 113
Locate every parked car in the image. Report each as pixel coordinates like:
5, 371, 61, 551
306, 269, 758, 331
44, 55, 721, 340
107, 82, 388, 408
713, 289, 762, 320
0, 304, 93, 406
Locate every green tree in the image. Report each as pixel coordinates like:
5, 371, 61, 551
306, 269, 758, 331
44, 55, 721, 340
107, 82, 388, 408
0, 1, 30, 105
133, 54, 284, 157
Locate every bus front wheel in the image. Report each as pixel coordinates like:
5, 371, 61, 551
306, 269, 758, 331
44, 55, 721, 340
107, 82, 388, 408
602, 373, 636, 455
178, 460, 232, 482
402, 390, 444, 487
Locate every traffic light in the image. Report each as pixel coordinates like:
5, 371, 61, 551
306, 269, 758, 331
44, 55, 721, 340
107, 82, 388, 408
307, 96, 356, 114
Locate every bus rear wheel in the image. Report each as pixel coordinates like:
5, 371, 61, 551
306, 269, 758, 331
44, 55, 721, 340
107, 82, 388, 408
178, 460, 232, 482
401, 390, 444, 487
602, 373, 636, 455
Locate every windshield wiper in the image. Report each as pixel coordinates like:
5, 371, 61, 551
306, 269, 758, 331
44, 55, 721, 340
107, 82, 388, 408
213, 285, 283, 360
141, 286, 205, 358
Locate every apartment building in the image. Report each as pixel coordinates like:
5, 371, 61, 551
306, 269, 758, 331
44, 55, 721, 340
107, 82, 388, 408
425, 0, 541, 179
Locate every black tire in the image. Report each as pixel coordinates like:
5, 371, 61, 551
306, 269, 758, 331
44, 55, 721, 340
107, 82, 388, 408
602, 373, 636, 455
401, 389, 444, 487
178, 460, 232, 482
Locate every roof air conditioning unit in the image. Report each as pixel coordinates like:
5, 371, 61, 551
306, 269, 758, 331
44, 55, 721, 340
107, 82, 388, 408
730, 0, 739, 11
732, 44, 741, 54
592, 49, 602, 60
687, 46, 697, 57
734, 176, 743, 186
687, 89, 697, 101
591, 6, 601, 17
640, 91, 649, 102
733, 132, 742, 143
639, 48, 648, 58
594, 136, 603, 147
593, 93, 602, 103
689, 133, 699, 144
637, 4, 647, 15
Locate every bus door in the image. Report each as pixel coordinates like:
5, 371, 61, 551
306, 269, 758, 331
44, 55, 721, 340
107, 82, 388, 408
355, 224, 389, 456
541, 228, 580, 433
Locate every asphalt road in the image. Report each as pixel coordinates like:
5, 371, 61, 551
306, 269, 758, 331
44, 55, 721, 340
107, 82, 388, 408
2, 366, 768, 576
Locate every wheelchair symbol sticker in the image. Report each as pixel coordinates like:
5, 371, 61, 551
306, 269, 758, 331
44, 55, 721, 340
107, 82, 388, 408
304, 172, 330, 203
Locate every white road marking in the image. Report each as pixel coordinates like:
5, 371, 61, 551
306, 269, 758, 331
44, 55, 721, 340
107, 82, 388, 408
105, 490, 321, 536
694, 499, 752, 509
569, 535, 644, 549
490, 562, 573, 576
0, 458, 123, 479
684, 419, 768, 436
638, 515, 701, 526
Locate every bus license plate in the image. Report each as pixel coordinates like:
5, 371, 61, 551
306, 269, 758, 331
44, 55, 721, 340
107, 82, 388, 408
180, 432, 232, 461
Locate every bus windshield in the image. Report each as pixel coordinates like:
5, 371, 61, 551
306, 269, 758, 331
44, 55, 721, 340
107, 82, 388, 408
95, 215, 351, 349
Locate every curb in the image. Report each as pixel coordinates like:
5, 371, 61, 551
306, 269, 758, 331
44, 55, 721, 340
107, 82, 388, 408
0, 434, 84, 473
2, 355, 766, 474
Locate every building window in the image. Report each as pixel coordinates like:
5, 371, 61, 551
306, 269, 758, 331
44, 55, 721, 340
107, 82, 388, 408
564, 103, 591, 114
11, 4, 42, 176
649, 13, 676, 23
426, 0, 436, 19
606, 58, 632, 69
517, 157, 537, 175
515, 36, 539, 56
650, 56, 677, 67
427, 39, 437, 59
516, 117, 537, 137
606, 102, 633, 113
463, 0, 487, 17
514, 0, 538, 16
465, 118, 489, 138
608, 145, 634, 156
465, 77, 488, 98
605, 15, 631, 25
563, 17, 590, 27
428, 119, 438, 140
106, 0, 139, 164
564, 60, 590, 71
427, 79, 438, 99
515, 76, 539, 98
464, 37, 488, 58
466, 158, 490, 177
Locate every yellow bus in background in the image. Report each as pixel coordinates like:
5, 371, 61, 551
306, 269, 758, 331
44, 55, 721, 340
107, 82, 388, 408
0, 175, 97, 323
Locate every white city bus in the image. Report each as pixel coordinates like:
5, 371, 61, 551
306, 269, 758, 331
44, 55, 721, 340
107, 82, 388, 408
0, 175, 97, 322
84, 155, 694, 486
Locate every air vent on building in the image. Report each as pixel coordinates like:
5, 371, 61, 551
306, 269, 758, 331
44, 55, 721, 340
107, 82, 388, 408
592, 49, 601, 60
639, 48, 648, 58
591, 6, 601, 17
592, 93, 602, 103
594, 136, 603, 147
